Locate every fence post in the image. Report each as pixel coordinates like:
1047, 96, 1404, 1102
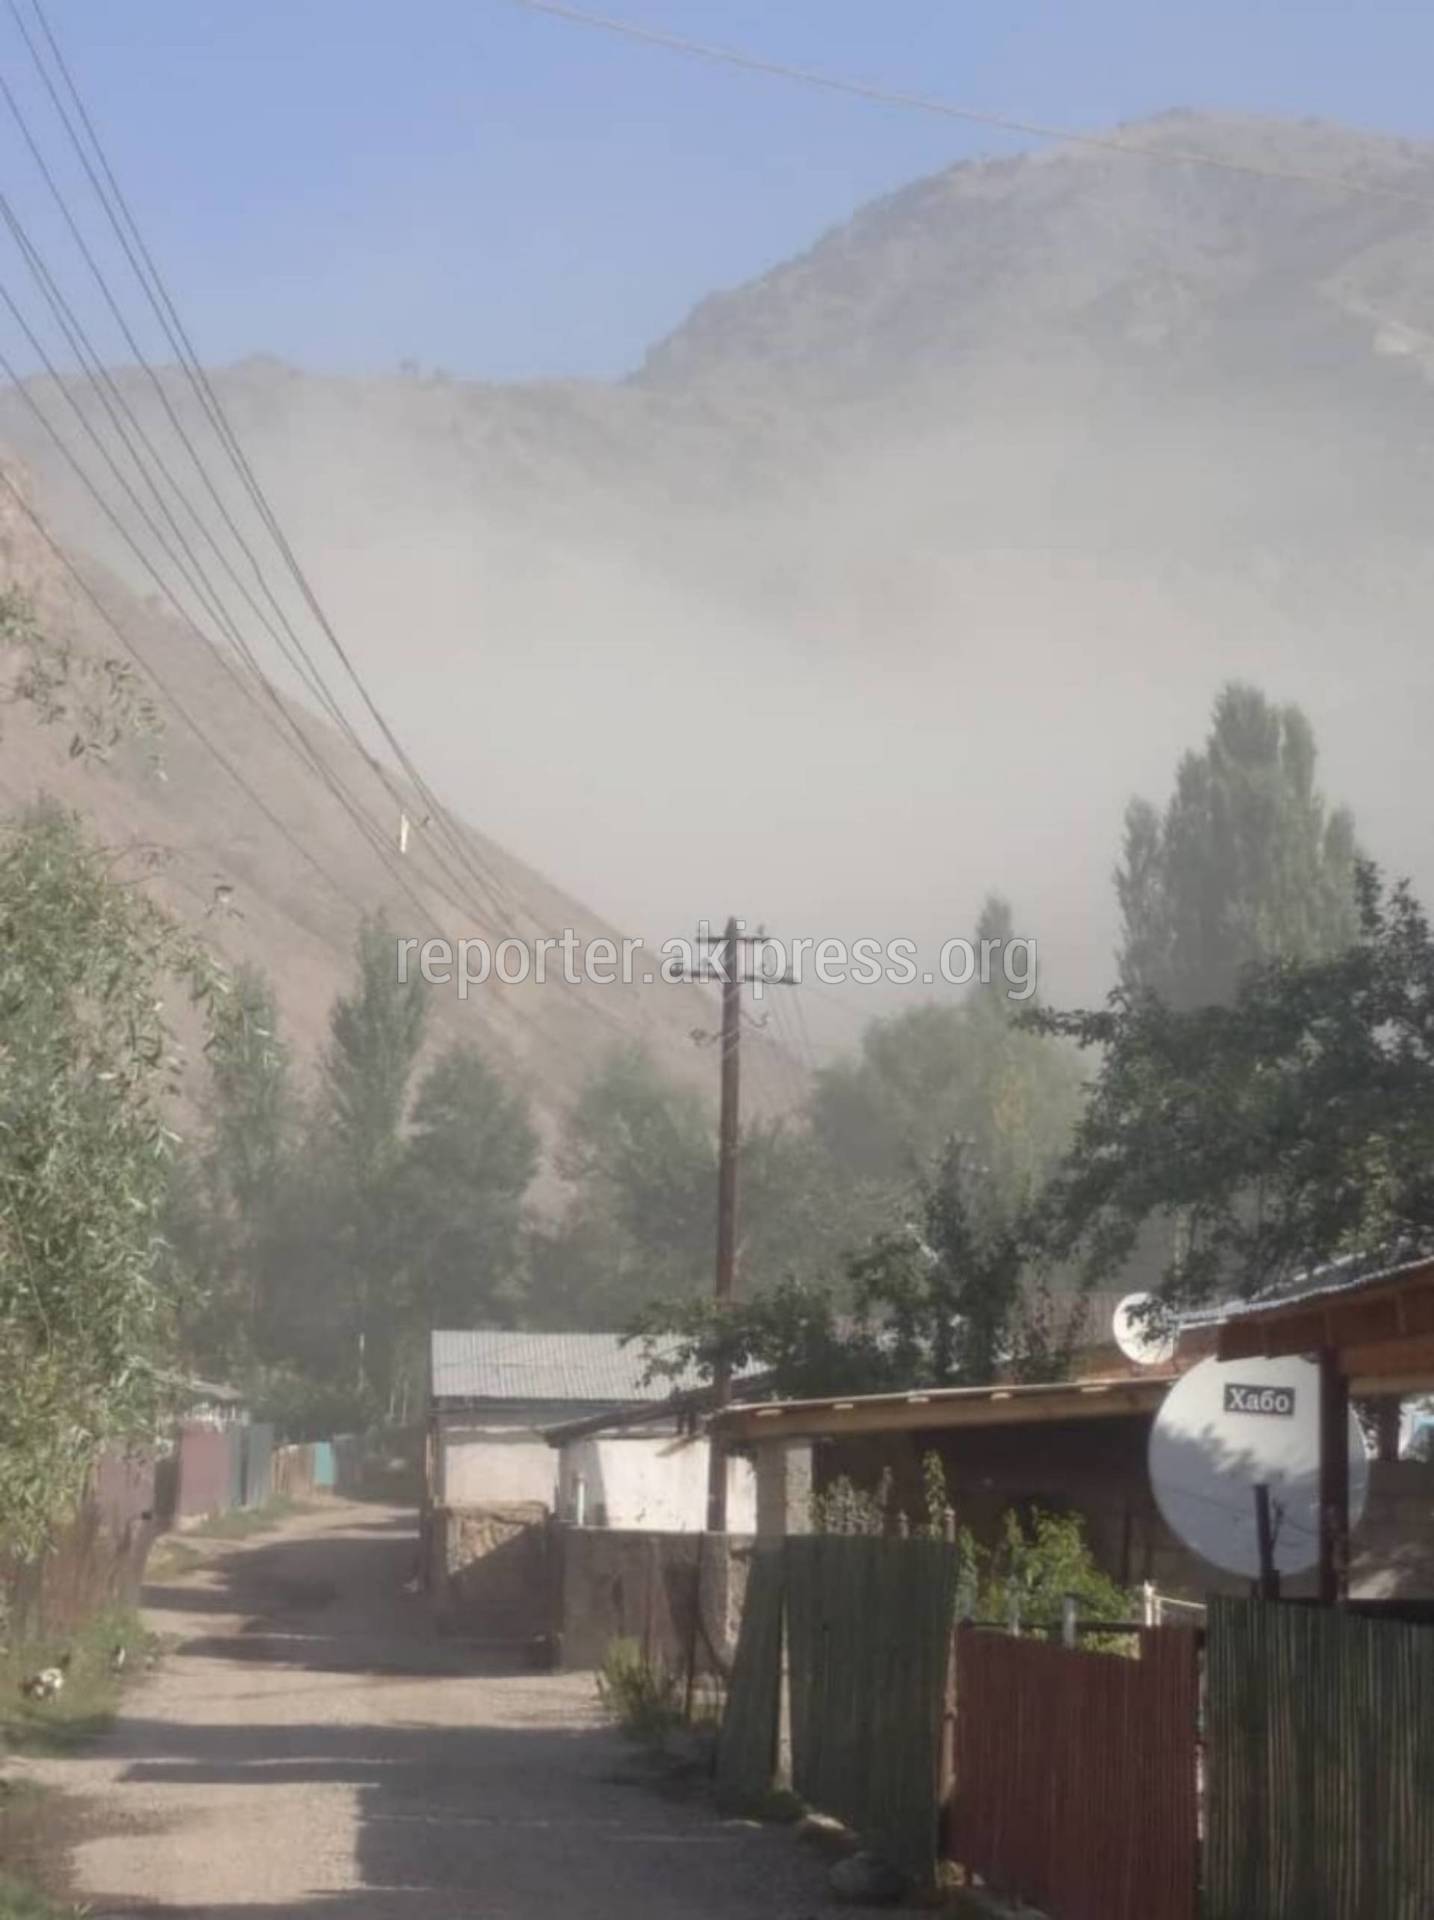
1007, 1592, 1022, 1637
1061, 1593, 1078, 1649
1142, 1580, 1158, 1628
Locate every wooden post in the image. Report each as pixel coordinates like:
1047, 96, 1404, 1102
706, 918, 742, 1534
1253, 1483, 1281, 1601
1318, 1346, 1351, 1607
1061, 1593, 1078, 1649
938, 1621, 960, 1858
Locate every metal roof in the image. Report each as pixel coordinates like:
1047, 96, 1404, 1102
1179, 1248, 1434, 1332
710, 1372, 1176, 1442
429, 1330, 695, 1405
540, 1369, 779, 1446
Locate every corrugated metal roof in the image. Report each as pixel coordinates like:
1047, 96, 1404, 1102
429, 1330, 694, 1405
711, 1373, 1175, 1442
1179, 1246, 1434, 1331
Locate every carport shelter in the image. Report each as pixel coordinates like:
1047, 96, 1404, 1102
1209, 1253, 1434, 1604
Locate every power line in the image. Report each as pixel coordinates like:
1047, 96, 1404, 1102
0, 3, 734, 1072
15, 0, 523, 931
0, 308, 442, 926
0, 63, 371, 733
508, 0, 1434, 213
0, 462, 372, 915
0, 183, 513, 932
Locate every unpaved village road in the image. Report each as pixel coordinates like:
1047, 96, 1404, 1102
19, 1501, 847, 1919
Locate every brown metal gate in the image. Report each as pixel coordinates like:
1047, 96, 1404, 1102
950, 1626, 1200, 1920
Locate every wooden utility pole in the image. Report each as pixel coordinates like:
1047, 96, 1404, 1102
1317, 1346, 1351, 1606
682, 918, 792, 1532
714, 916, 742, 1317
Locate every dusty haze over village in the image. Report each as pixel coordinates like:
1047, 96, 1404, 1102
9, 9, 1434, 1915
8, 108, 1434, 1021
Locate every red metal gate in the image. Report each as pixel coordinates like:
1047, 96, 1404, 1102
949, 1626, 1200, 1920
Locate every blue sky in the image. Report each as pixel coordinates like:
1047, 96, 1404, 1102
14, 1, 1434, 381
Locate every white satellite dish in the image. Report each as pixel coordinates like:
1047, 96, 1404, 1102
1113, 1292, 1177, 1368
1148, 1354, 1369, 1579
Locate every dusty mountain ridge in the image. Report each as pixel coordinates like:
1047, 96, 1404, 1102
2, 107, 1433, 1064
0, 466, 736, 1124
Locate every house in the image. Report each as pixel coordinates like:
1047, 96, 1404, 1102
426, 1329, 759, 1527
1191, 1250, 1434, 1601
710, 1373, 1198, 1589
712, 1255, 1434, 1601
543, 1396, 757, 1532
423, 1329, 758, 1649
427, 1329, 705, 1513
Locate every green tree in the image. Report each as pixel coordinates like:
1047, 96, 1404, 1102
532, 1044, 873, 1329
0, 802, 212, 1555
635, 1138, 1074, 1399
402, 1040, 539, 1329
180, 965, 297, 1369
807, 897, 1084, 1204
321, 913, 427, 1400
1036, 864, 1434, 1309
1117, 683, 1359, 1010
0, 585, 158, 763
532, 1045, 716, 1327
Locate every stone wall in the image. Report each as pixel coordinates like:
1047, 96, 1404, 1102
426, 1506, 758, 1672
427, 1501, 556, 1644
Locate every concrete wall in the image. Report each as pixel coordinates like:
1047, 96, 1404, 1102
554, 1525, 754, 1673
556, 1431, 756, 1532
1351, 1460, 1434, 1599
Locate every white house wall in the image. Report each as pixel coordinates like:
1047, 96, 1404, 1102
557, 1432, 756, 1532
439, 1423, 557, 1508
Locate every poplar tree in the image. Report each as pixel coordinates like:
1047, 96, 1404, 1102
1117, 683, 1359, 1009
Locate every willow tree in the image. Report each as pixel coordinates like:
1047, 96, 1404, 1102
0, 802, 212, 1556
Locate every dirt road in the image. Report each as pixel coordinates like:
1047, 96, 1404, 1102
19, 1501, 837, 1919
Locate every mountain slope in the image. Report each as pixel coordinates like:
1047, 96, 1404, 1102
3, 110, 1433, 1010
0, 464, 764, 1130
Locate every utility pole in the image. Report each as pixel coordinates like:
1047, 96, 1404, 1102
682, 918, 792, 1532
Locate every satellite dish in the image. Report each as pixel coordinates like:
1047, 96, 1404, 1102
1113, 1292, 1177, 1368
1148, 1355, 1369, 1579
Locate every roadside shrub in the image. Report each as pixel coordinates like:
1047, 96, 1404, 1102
595, 1637, 683, 1746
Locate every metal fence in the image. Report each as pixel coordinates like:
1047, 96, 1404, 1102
950, 1624, 1201, 1920
1206, 1597, 1434, 1920
0, 1450, 159, 1640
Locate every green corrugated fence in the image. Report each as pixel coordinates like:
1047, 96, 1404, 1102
714, 1547, 784, 1808
716, 1535, 959, 1876
1207, 1597, 1434, 1919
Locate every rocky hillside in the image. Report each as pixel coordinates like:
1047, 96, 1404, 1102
0, 466, 762, 1131
3, 109, 1433, 1019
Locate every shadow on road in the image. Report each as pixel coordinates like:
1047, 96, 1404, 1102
64, 1505, 820, 1919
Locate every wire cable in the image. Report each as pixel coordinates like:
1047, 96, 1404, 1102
0, 462, 371, 914
508, 0, 1434, 213
15, 0, 522, 930
0, 190, 496, 929
0, 307, 443, 925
